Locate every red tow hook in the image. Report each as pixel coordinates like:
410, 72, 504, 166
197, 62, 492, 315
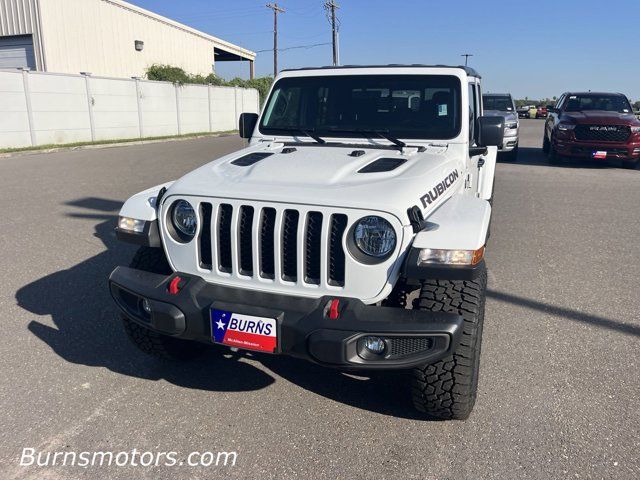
168, 276, 184, 295
328, 299, 340, 320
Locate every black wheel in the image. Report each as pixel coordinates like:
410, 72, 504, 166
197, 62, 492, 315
506, 144, 518, 162
547, 135, 561, 165
122, 246, 206, 360
542, 133, 550, 154
411, 270, 487, 420
622, 159, 639, 170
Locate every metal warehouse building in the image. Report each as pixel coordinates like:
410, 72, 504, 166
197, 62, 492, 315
0, 0, 256, 78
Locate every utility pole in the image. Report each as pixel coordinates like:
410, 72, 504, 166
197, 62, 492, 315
461, 53, 473, 66
266, 3, 285, 76
324, 1, 340, 66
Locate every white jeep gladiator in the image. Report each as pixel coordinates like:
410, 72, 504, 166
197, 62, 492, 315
109, 65, 503, 420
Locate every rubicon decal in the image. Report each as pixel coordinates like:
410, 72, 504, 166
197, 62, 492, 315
211, 310, 277, 353
420, 170, 459, 208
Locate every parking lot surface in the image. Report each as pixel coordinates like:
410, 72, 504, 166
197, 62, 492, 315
1, 120, 639, 479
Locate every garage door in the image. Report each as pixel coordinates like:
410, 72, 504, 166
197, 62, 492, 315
0, 35, 36, 69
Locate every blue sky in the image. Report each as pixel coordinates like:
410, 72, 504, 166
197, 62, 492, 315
128, 0, 640, 101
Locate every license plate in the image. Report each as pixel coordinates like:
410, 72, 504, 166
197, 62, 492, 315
210, 309, 277, 353
593, 151, 607, 159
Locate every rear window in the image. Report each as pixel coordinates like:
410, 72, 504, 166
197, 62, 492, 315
564, 95, 632, 113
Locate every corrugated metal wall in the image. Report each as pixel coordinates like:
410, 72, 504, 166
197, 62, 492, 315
37, 0, 225, 78
0, 0, 44, 70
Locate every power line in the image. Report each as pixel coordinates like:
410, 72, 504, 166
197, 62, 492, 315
324, 1, 340, 66
266, 3, 285, 77
255, 42, 331, 53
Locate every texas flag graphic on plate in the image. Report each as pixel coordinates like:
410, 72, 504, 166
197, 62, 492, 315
211, 309, 277, 353
593, 151, 607, 159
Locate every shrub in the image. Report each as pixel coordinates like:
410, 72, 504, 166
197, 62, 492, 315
146, 64, 273, 104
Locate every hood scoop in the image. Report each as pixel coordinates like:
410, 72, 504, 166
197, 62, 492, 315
231, 152, 274, 167
358, 157, 407, 173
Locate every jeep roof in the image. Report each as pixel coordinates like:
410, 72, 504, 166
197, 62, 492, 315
281, 64, 482, 78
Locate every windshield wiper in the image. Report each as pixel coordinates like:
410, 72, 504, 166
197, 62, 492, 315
273, 127, 325, 144
326, 128, 406, 150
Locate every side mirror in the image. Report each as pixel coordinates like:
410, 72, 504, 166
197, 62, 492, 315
477, 116, 504, 147
239, 113, 259, 139
546, 105, 554, 110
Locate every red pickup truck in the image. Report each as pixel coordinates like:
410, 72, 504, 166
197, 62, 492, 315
543, 92, 640, 169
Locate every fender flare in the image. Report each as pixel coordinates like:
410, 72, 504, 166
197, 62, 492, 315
403, 195, 491, 281
116, 182, 174, 247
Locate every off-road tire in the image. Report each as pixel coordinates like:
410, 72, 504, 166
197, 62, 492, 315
121, 246, 205, 360
411, 270, 487, 420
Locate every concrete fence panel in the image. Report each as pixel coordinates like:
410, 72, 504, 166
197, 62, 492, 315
0, 70, 260, 149
90, 76, 140, 141
178, 84, 210, 134
210, 86, 237, 132
0, 70, 31, 148
138, 80, 179, 138
28, 72, 91, 145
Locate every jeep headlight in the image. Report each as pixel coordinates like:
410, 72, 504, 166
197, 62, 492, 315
171, 200, 197, 239
353, 216, 396, 258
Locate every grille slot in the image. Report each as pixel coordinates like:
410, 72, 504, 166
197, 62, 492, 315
387, 337, 433, 358
198, 203, 213, 269
217, 204, 233, 273
259, 208, 276, 279
239, 206, 254, 276
304, 212, 323, 284
574, 125, 630, 142
328, 214, 348, 286
281, 210, 299, 282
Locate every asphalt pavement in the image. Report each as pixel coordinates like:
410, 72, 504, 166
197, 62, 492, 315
0, 120, 638, 479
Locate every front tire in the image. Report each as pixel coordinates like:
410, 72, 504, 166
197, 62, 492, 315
122, 246, 205, 360
542, 133, 550, 154
411, 271, 487, 420
622, 159, 639, 170
504, 144, 518, 162
547, 134, 561, 165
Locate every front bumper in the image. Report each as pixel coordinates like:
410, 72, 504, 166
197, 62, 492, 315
109, 267, 463, 370
555, 139, 640, 160
499, 131, 518, 152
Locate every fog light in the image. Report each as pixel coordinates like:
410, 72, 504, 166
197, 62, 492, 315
363, 336, 386, 355
141, 298, 152, 315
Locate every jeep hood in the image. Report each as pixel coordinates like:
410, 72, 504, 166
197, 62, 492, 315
166, 142, 466, 223
560, 111, 640, 125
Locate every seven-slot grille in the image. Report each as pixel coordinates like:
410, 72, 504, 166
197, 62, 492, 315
198, 203, 348, 287
574, 124, 630, 142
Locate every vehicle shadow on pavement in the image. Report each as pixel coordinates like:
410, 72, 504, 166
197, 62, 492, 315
500, 147, 635, 170
15, 197, 276, 393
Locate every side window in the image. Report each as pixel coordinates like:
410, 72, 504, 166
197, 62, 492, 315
468, 83, 478, 143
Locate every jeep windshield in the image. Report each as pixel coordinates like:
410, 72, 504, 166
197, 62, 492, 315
259, 74, 462, 140
564, 94, 632, 113
483, 95, 513, 112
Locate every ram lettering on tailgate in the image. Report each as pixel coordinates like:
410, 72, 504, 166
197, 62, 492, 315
211, 310, 277, 353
